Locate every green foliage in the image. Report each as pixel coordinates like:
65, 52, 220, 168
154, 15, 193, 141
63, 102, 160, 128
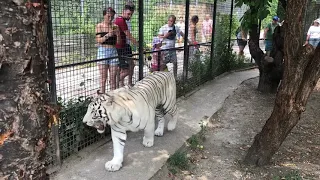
52, 0, 99, 36
143, 8, 173, 47
188, 50, 212, 85
235, 0, 277, 29
184, 13, 250, 94
186, 120, 207, 150
168, 151, 189, 174
212, 14, 246, 74
261, 0, 280, 28
273, 171, 303, 180
57, 96, 107, 159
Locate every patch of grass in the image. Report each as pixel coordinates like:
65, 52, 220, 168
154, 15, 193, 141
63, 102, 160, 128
186, 120, 207, 151
187, 134, 202, 150
167, 151, 189, 175
273, 171, 303, 180
167, 119, 209, 175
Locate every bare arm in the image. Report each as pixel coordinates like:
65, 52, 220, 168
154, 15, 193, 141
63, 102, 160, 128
304, 34, 310, 45
263, 27, 269, 40
124, 30, 138, 45
189, 25, 196, 43
114, 25, 121, 44
95, 24, 109, 44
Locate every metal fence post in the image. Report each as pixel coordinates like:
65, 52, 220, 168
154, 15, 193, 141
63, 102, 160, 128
182, 0, 190, 91
210, 0, 218, 79
138, 0, 144, 80
227, 0, 234, 51
47, 0, 61, 166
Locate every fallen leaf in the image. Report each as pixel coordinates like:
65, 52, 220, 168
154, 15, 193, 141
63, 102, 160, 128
0, 131, 14, 145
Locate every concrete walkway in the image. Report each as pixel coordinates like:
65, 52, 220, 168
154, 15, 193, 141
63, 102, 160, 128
51, 68, 259, 180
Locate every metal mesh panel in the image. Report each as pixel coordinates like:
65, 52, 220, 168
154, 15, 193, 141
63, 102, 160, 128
47, 0, 253, 168
48, 0, 141, 165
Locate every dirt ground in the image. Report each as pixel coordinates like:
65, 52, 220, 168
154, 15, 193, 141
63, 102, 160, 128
151, 77, 320, 180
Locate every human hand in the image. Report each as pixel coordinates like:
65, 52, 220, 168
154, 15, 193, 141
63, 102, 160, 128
194, 41, 200, 49
112, 25, 119, 34
303, 41, 308, 46
165, 31, 173, 38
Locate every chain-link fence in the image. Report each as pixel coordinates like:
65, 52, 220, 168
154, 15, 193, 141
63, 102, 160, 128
46, 0, 255, 169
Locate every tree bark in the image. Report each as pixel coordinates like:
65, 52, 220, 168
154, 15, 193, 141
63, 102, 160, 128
248, 22, 284, 93
244, 0, 320, 166
0, 0, 50, 179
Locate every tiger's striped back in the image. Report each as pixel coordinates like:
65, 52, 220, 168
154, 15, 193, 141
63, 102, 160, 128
133, 71, 176, 114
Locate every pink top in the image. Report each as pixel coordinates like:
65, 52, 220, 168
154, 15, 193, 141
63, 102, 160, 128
151, 48, 164, 70
202, 19, 213, 35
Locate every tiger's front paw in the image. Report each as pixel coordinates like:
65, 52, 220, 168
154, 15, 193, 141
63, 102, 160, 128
154, 127, 164, 136
142, 136, 154, 147
105, 159, 122, 172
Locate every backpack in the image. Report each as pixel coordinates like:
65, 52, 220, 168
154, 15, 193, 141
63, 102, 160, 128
167, 25, 177, 40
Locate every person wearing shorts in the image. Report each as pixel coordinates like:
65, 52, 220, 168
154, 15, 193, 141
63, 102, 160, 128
96, 7, 120, 92
236, 27, 248, 56
158, 15, 185, 79
263, 16, 279, 56
114, 4, 138, 87
304, 19, 320, 48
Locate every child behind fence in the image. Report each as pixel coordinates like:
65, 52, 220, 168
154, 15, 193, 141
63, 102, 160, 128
150, 37, 167, 72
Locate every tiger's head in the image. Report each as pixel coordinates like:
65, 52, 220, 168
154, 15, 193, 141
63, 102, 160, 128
82, 94, 115, 134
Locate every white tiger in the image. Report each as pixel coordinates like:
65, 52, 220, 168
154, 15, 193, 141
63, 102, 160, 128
82, 71, 177, 171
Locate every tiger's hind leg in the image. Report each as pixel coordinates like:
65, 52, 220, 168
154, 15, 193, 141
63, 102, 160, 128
154, 107, 165, 136
167, 104, 177, 131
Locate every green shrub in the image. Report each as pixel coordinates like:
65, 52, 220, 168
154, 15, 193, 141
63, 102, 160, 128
57, 96, 108, 159
273, 171, 303, 180
168, 151, 189, 174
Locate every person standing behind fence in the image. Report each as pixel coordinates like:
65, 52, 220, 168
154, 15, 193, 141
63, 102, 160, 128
201, 14, 213, 43
303, 18, 320, 48
189, 15, 200, 61
96, 7, 120, 93
263, 16, 279, 56
236, 26, 248, 56
158, 15, 185, 79
176, 16, 185, 44
114, 4, 138, 87
150, 37, 167, 72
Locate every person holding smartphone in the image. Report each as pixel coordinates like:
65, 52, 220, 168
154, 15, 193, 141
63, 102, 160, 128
114, 4, 138, 87
96, 7, 121, 92
158, 15, 185, 79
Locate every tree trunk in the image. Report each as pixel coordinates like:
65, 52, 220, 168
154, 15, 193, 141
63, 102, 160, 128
249, 22, 283, 93
244, 0, 320, 166
0, 0, 50, 179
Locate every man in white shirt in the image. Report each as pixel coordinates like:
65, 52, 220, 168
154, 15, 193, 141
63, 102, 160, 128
158, 15, 185, 79
304, 18, 320, 48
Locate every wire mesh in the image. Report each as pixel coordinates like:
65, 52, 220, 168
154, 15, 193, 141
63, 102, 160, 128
48, 0, 142, 165
47, 0, 253, 167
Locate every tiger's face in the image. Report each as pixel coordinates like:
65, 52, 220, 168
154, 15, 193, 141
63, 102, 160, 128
82, 96, 112, 134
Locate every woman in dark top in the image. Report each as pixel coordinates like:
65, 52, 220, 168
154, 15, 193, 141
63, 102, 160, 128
96, 7, 120, 92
